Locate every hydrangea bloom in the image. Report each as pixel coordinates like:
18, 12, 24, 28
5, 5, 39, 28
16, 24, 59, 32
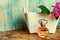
52, 2, 60, 18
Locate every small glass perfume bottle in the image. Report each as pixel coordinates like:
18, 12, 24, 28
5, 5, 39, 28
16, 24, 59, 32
37, 19, 49, 38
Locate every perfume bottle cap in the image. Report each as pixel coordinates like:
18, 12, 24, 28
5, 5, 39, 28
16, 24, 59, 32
38, 19, 48, 26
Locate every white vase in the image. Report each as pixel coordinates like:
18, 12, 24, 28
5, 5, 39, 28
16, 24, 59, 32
26, 12, 59, 33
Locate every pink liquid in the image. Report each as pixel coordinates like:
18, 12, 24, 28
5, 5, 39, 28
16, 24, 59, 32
38, 27, 49, 38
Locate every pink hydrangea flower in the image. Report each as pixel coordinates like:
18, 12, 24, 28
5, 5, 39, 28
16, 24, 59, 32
52, 2, 60, 18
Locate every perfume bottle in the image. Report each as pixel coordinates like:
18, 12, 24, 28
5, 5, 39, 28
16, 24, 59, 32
37, 19, 49, 38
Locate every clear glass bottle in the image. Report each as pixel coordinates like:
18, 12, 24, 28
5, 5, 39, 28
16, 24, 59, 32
37, 19, 49, 38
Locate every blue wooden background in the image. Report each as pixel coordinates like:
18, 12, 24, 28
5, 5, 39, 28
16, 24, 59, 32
0, 0, 60, 31
0, 0, 26, 31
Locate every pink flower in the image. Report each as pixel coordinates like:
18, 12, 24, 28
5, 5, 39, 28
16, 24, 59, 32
52, 2, 60, 18
56, 2, 60, 9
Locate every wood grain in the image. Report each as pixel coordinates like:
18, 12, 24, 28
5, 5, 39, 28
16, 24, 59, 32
0, 28, 60, 40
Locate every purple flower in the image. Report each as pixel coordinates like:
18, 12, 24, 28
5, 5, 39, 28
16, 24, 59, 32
52, 2, 60, 18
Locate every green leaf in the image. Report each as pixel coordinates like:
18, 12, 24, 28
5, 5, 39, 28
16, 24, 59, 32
38, 5, 50, 14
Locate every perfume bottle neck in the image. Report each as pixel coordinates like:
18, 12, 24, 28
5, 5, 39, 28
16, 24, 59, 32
40, 23, 45, 27
41, 25, 45, 27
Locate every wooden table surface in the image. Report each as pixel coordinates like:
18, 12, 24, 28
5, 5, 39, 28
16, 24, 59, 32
0, 28, 60, 40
